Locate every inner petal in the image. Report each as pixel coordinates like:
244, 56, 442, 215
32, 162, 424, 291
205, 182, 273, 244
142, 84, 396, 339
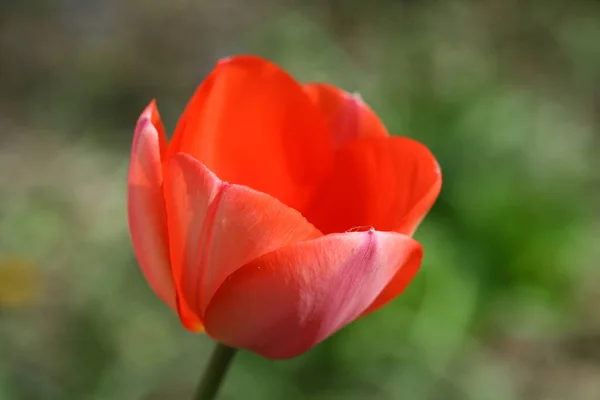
303, 83, 389, 149
168, 55, 334, 214
303, 136, 441, 235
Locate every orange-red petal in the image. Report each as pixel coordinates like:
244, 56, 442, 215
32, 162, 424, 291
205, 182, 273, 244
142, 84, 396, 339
167, 55, 334, 213
163, 153, 321, 328
143, 100, 168, 159
304, 136, 442, 235
303, 83, 388, 149
203, 230, 422, 359
127, 105, 175, 310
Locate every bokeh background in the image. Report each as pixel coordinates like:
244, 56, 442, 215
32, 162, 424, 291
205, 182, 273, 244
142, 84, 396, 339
1, 0, 599, 399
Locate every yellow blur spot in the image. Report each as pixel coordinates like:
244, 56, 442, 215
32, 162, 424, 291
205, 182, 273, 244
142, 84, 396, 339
193, 323, 206, 334
0, 256, 40, 308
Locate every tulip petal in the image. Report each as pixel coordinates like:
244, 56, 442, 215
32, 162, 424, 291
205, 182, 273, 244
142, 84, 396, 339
127, 104, 175, 310
304, 83, 388, 148
167, 55, 334, 213
203, 230, 422, 359
142, 100, 168, 159
163, 153, 322, 328
304, 136, 442, 236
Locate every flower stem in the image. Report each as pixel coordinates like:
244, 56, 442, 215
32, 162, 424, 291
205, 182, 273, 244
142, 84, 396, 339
193, 342, 237, 400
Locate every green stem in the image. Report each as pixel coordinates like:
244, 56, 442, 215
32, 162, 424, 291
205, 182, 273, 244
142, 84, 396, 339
193, 342, 237, 400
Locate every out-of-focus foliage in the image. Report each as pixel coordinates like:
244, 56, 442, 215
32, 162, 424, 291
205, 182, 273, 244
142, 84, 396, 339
0, 0, 599, 399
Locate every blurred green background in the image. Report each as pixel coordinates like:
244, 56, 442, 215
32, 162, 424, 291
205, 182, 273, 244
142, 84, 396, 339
1, 0, 599, 399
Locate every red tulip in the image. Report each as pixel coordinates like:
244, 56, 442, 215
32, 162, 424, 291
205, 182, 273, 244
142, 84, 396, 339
128, 55, 441, 359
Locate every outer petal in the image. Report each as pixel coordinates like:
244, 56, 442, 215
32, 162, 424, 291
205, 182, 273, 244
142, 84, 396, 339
163, 153, 321, 329
167, 55, 334, 213
304, 83, 388, 149
304, 136, 442, 236
203, 230, 422, 359
144, 99, 168, 159
127, 103, 175, 309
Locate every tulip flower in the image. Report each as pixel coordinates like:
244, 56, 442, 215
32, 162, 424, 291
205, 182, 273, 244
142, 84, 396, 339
128, 55, 441, 361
